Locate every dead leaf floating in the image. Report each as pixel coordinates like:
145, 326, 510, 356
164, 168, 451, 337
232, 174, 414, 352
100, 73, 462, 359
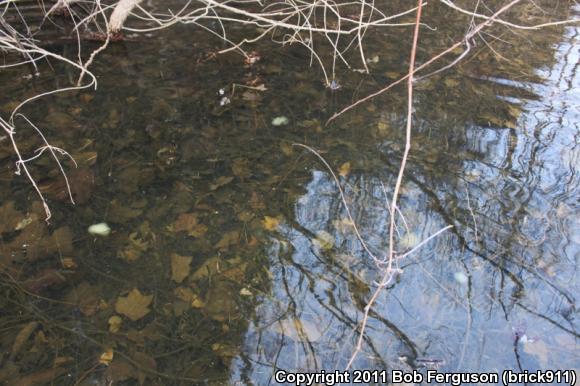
115, 288, 153, 321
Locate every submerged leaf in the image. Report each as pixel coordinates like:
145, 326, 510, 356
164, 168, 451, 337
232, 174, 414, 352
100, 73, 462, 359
191, 256, 222, 281
115, 289, 153, 321
240, 288, 252, 296
523, 340, 549, 366
204, 280, 238, 322
273, 318, 323, 342
444, 78, 460, 88
106, 359, 138, 383
215, 230, 240, 251
10, 321, 39, 360
0, 201, 25, 234
280, 143, 294, 156
15, 214, 37, 231
119, 232, 149, 262
250, 192, 265, 209
172, 213, 199, 232
170, 213, 207, 237
174, 286, 195, 302
507, 104, 523, 119
313, 230, 334, 250
338, 162, 351, 177
99, 349, 114, 366
212, 343, 239, 361
241, 91, 261, 102
108, 316, 123, 333
262, 216, 280, 231
171, 253, 192, 283
232, 158, 251, 179
334, 217, 355, 234
64, 282, 101, 316
222, 262, 248, 283
376, 121, 390, 137
400, 232, 420, 249
209, 176, 234, 191
109, 199, 144, 221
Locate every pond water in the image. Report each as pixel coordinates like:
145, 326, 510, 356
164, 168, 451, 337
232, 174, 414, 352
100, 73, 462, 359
0, 1, 578, 385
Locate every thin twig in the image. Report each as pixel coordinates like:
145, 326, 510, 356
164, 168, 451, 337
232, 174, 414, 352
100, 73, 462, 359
293, 143, 380, 263
327, 0, 525, 125
346, 0, 424, 369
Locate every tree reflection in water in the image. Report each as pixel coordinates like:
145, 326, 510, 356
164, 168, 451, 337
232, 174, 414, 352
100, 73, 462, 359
230, 7, 580, 384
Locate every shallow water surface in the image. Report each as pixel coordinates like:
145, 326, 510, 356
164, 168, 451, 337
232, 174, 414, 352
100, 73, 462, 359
0, 1, 578, 385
